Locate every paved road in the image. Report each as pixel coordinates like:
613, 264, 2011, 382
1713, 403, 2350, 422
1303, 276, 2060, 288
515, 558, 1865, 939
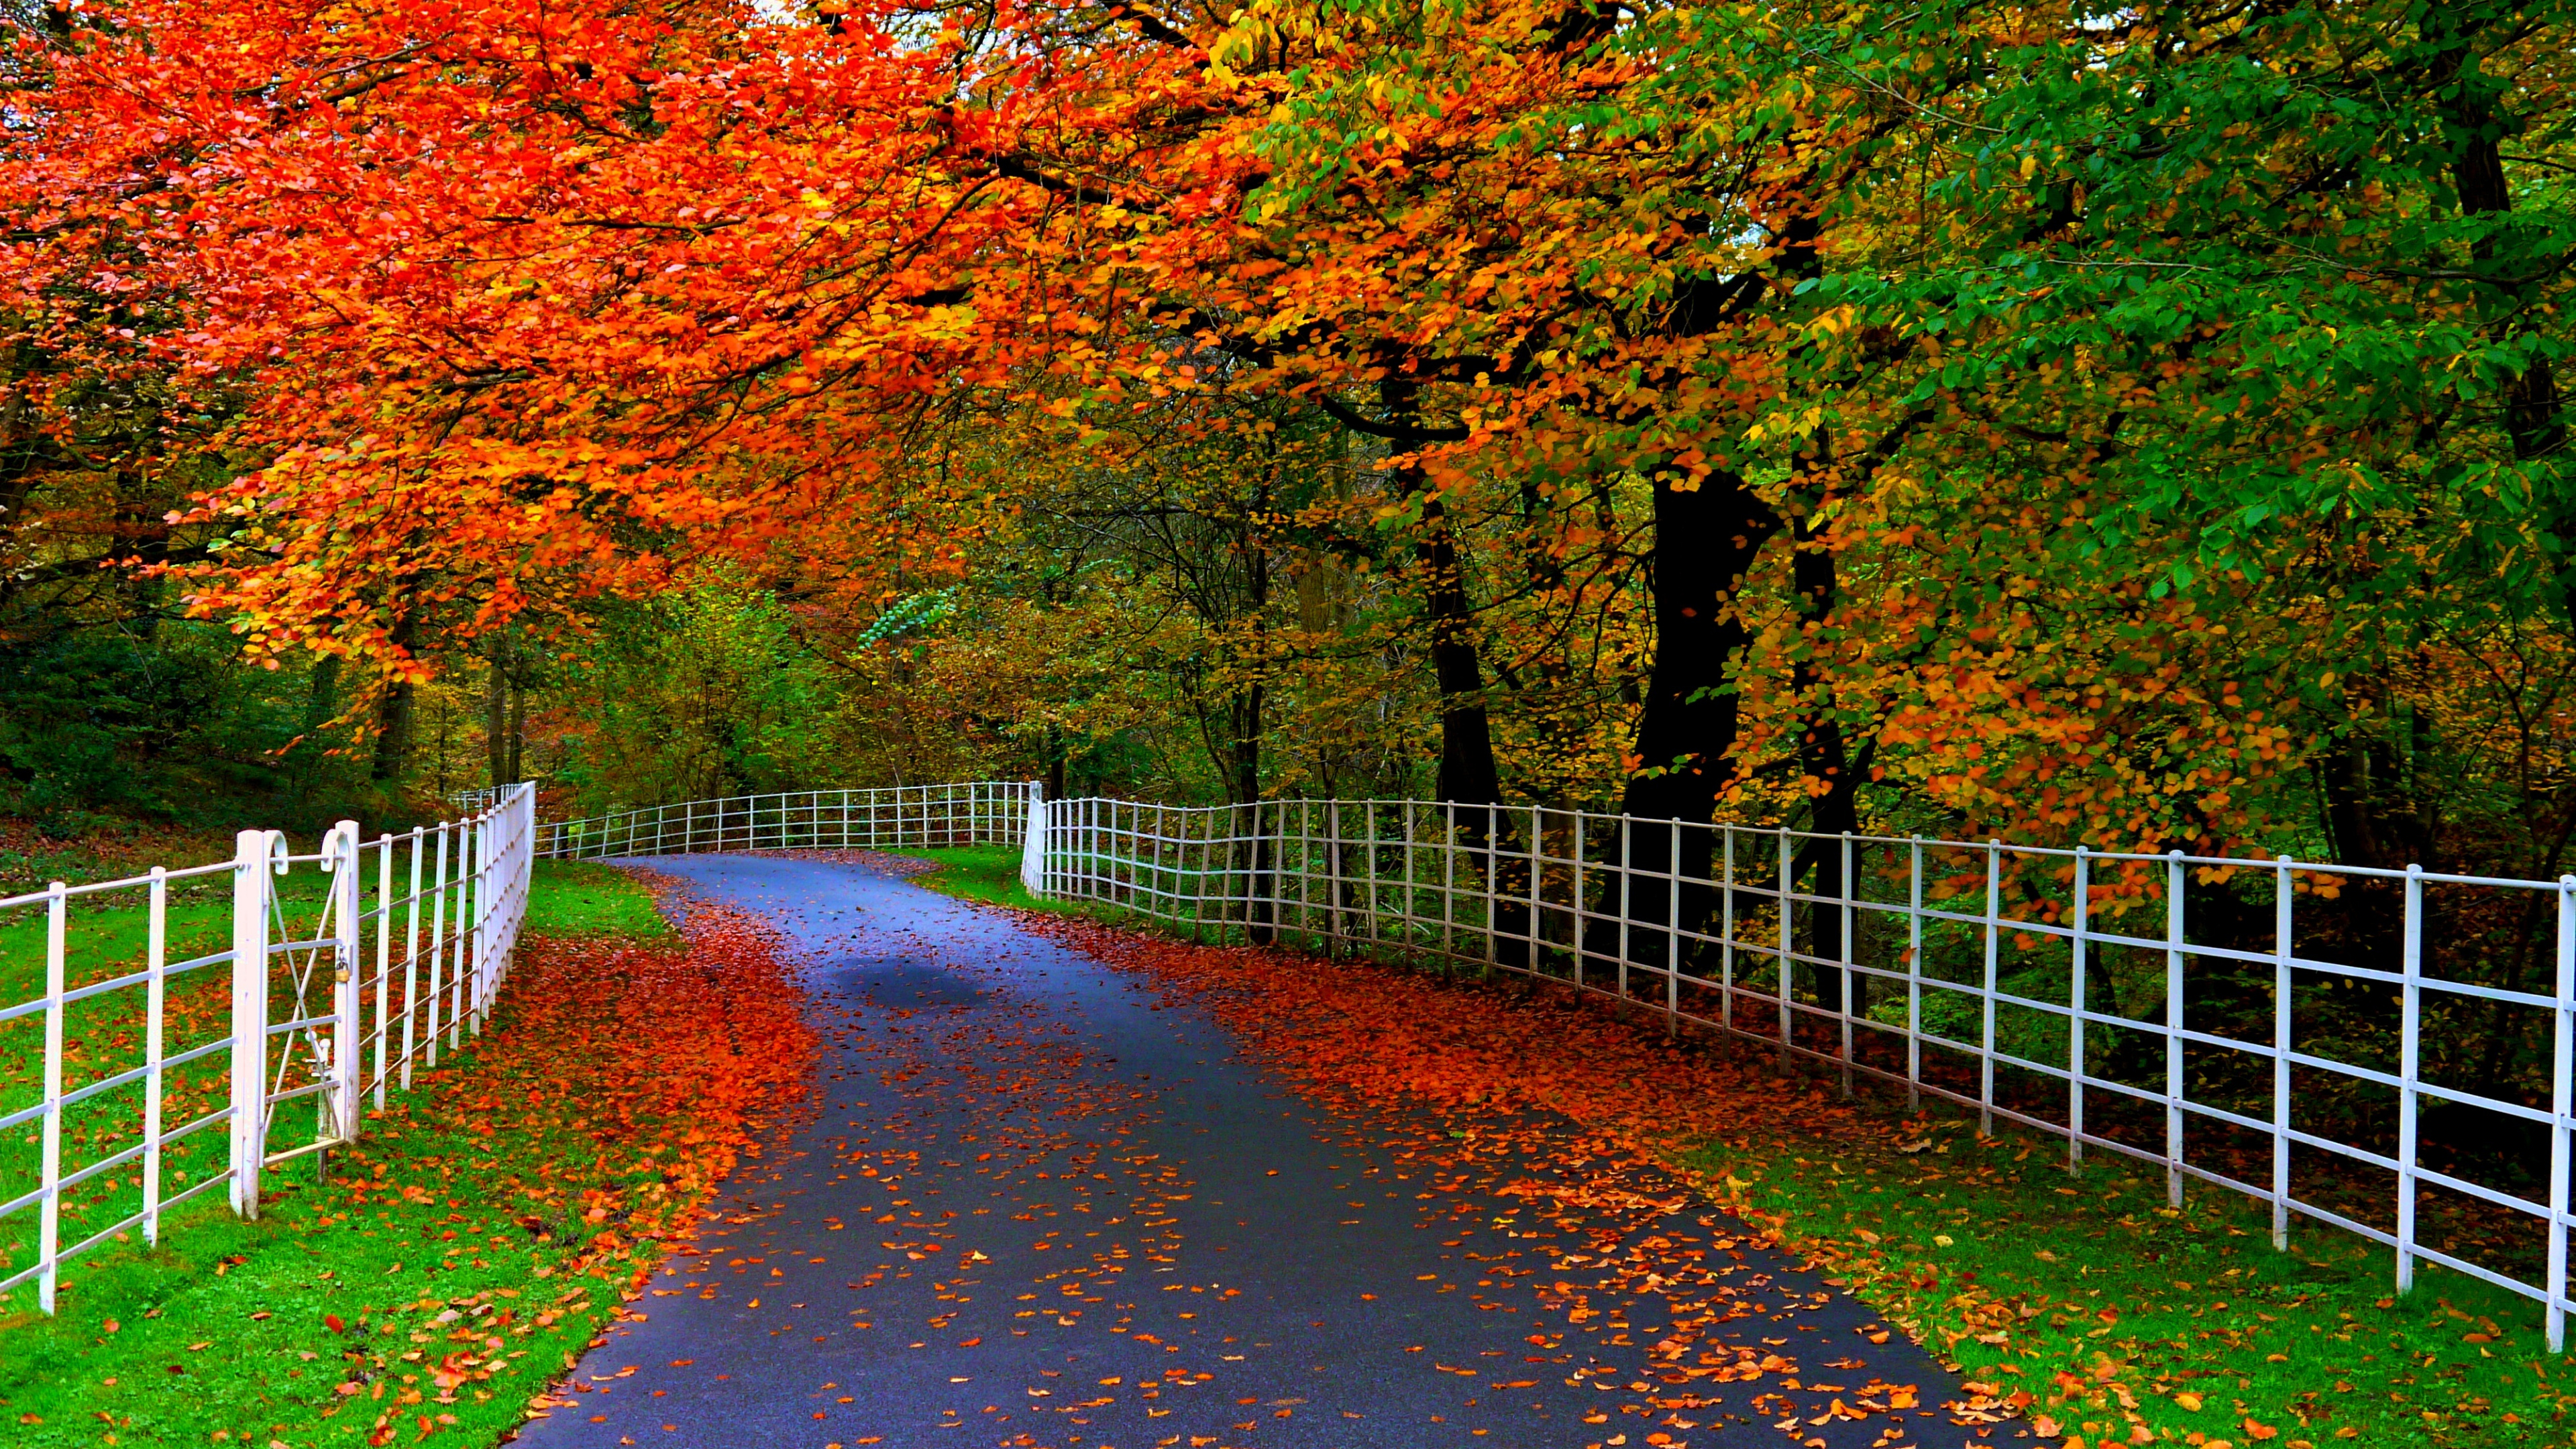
513, 855, 1965, 1448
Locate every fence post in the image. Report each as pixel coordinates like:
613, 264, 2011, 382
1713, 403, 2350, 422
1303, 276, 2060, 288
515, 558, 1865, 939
1982, 840, 2001, 1137
1574, 814, 1590, 992
2167, 848, 2188, 1208
2398, 861, 2423, 1292
1666, 819, 1682, 1036
426, 824, 449, 1067
1527, 804, 1542, 971
1719, 824, 1736, 1025
143, 866, 168, 1246
330, 820, 364, 1145
1617, 816, 1632, 1003
38, 879, 65, 1312
2069, 846, 2088, 1168
372, 835, 394, 1112
466, 816, 488, 1039
1774, 826, 1791, 1063
2273, 854, 2294, 1250
2551, 875, 2573, 1354
450, 819, 473, 1049
1020, 782, 1048, 898
401, 829, 424, 1091
229, 830, 275, 1220
1839, 831, 1856, 1097
1907, 837, 1923, 1114
1328, 800, 1344, 950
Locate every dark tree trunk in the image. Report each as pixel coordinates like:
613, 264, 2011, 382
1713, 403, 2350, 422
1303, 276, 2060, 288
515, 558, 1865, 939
1792, 496, 1864, 1020
1379, 378, 1527, 962
1380, 378, 1501, 809
371, 677, 415, 784
1615, 466, 1781, 982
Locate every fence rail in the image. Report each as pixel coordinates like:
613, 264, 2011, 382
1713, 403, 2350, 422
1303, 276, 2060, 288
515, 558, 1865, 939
533, 782, 1034, 859
1022, 792, 2576, 1350
1, 784, 536, 1313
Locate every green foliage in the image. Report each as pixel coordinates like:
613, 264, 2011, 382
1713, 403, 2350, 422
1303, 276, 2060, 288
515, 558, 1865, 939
0, 623, 407, 833
854, 586, 961, 647
547, 584, 852, 812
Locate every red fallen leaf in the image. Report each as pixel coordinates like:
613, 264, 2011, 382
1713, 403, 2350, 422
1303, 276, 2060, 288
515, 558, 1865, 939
325, 1313, 346, 1334
670, 1360, 694, 1367
957, 1337, 982, 1347
2244, 1418, 2279, 1440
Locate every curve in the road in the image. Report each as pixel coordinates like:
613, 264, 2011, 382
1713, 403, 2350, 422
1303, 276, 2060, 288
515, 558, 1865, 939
508, 855, 1972, 1449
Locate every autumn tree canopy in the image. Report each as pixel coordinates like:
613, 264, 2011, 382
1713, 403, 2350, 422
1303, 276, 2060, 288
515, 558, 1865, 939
1, 0, 2569, 892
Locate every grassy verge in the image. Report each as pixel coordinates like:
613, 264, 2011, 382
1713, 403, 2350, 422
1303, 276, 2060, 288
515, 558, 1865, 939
0, 860, 808, 1448
896, 845, 1074, 913
1688, 1089, 2571, 1446
522, 861, 674, 939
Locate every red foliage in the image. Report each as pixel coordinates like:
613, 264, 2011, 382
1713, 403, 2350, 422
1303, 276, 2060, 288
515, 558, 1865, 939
351, 889, 816, 1281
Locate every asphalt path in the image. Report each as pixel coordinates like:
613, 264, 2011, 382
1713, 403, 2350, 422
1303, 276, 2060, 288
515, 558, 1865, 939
510, 855, 1968, 1449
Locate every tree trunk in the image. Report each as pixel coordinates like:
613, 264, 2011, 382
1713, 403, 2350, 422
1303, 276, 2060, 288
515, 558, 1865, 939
1615, 466, 1781, 986
1792, 496, 1864, 1022
1380, 378, 1500, 808
1379, 378, 1525, 962
505, 667, 528, 784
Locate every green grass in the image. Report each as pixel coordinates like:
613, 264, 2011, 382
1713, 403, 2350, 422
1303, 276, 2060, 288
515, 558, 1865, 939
896, 845, 1071, 913
1690, 1105, 2576, 1446
521, 861, 672, 939
0, 861, 677, 1448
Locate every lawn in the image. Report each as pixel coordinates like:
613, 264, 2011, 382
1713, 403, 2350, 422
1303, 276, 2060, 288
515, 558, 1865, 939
1690, 1099, 2571, 1447
0, 859, 808, 1449
891, 844, 1056, 912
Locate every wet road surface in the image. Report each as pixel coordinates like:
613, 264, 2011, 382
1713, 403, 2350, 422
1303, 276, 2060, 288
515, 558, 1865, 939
511, 855, 1964, 1449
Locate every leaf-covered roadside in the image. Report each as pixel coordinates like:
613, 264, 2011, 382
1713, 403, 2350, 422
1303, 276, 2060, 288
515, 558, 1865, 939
0, 872, 814, 1448
1696, 1106, 2573, 1448
1017, 911, 2570, 1448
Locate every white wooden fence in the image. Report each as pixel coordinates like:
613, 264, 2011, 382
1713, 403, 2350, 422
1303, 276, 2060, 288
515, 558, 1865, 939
1019, 791, 2576, 1350
0, 784, 537, 1313
533, 782, 1034, 859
